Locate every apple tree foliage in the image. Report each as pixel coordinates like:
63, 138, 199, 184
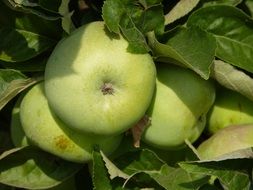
0, 0, 253, 189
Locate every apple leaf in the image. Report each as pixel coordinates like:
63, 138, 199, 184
0, 53, 48, 72
164, 0, 200, 25
92, 149, 112, 190
0, 0, 60, 72
199, 183, 224, 190
92, 150, 126, 190
112, 149, 209, 190
38, 0, 62, 13
2, 0, 61, 20
0, 28, 56, 62
245, 0, 253, 17
0, 1, 62, 40
200, 0, 243, 6
102, 0, 164, 53
58, 0, 75, 34
0, 69, 42, 111
179, 159, 253, 190
148, 26, 216, 79
102, 0, 123, 34
150, 165, 209, 190
211, 60, 253, 102
101, 151, 129, 180
187, 5, 253, 74
0, 146, 82, 189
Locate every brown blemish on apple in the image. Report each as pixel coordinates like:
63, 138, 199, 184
54, 135, 70, 150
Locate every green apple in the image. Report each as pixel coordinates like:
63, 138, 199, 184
197, 124, 253, 160
10, 94, 29, 147
20, 82, 123, 163
44, 21, 156, 136
207, 88, 253, 134
142, 65, 216, 150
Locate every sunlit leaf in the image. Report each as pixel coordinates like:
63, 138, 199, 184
0, 28, 56, 62
211, 60, 253, 102
0, 69, 42, 110
165, 0, 200, 25
180, 159, 253, 190
0, 146, 81, 189
148, 26, 216, 79
102, 0, 164, 53
187, 5, 253, 74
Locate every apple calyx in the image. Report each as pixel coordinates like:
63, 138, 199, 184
101, 82, 114, 95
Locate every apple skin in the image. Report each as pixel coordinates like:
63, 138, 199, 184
142, 65, 216, 150
207, 88, 253, 134
197, 124, 253, 160
10, 94, 29, 147
19, 82, 123, 163
44, 21, 156, 136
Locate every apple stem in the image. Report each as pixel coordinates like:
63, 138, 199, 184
131, 115, 151, 148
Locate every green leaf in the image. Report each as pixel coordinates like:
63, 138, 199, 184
187, 5, 253, 74
0, 146, 81, 189
102, 0, 124, 33
58, 0, 75, 34
92, 150, 113, 190
245, 0, 253, 17
0, 53, 48, 72
0, 28, 56, 62
179, 159, 253, 190
0, 69, 41, 111
164, 0, 200, 25
101, 151, 129, 180
115, 149, 165, 175
211, 60, 253, 102
148, 26, 216, 79
199, 183, 223, 190
3, 0, 61, 20
38, 0, 62, 13
114, 149, 209, 190
119, 15, 151, 53
200, 0, 243, 6
102, 0, 164, 53
0, 0, 62, 39
150, 165, 209, 190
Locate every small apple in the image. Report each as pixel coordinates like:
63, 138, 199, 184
142, 65, 216, 150
10, 94, 29, 147
207, 88, 253, 134
44, 21, 156, 136
197, 124, 253, 160
19, 82, 123, 163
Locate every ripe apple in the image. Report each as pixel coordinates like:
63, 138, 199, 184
142, 65, 216, 150
44, 21, 156, 136
10, 94, 29, 147
197, 124, 253, 160
19, 82, 123, 163
207, 88, 253, 134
